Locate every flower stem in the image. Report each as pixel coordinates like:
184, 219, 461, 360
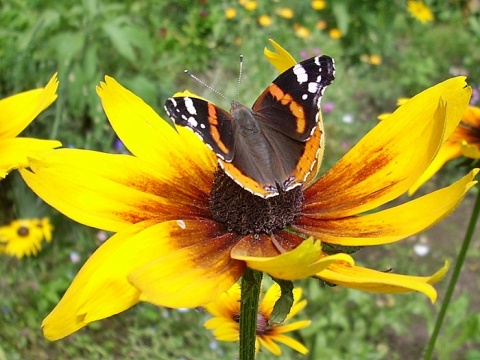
239, 268, 263, 360
424, 183, 480, 360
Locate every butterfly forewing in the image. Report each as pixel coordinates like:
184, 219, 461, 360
165, 97, 235, 161
252, 55, 335, 142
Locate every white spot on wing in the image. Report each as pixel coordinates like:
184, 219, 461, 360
293, 64, 308, 84
302, 94, 308, 100
184, 97, 197, 115
308, 82, 318, 93
187, 116, 198, 127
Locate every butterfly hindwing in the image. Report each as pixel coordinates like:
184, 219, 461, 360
164, 97, 234, 161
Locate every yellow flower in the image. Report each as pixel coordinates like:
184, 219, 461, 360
225, 7, 237, 19
0, 218, 54, 258
409, 106, 480, 194
276, 7, 294, 19
205, 283, 310, 355
361, 54, 382, 65
311, 0, 326, 10
294, 24, 311, 39
258, 15, 272, 27
329, 28, 342, 39
243, 0, 258, 11
407, 0, 434, 24
0, 74, 61, 179
21, 40, 476, 341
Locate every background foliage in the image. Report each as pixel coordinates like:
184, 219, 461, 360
1, 0, 480, 359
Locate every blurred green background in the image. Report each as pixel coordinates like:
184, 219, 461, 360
1, 0, 480, 359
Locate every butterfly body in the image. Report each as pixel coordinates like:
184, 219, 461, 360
164, 55, 335, 198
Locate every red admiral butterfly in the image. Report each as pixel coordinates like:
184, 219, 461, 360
164, 55, 335, 198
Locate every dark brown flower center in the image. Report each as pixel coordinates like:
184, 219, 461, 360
209, 168, 304, 235
17, 226, 29, 237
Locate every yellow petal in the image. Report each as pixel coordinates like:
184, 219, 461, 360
269, 333, 310, 354
20, 149, 211, 232
273, 320, 311, 334
0, 73, 58, 139
96, 76, 216, 173
42, 221, 154, 340
204, 283, 241, 319
231, 238, 354, 280
0, 138, 61, 178
317, 261, 450, 303
296, 169, 478, 246
129, 229, 244, 308
408, 140, 463, 194
461, 140, 480, 158
258, 335, 282, 355
263, 39, 297, 73
43, 219, 234, 340
304, 77, 471, 218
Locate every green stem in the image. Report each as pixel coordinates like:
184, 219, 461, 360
239, 268, 263, 360
424, 183, 480, 360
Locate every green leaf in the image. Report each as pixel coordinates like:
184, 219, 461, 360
269, 278, 294, 325
49, 31, 86, 63
331, 0, 350, 35
102, 22, 136, 62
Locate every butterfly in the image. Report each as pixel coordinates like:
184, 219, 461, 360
164, 55, 335, 198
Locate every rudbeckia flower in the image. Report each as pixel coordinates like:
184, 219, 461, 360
409, 105, 480, 194
0, 217, 54, 258
204, 282, 310, 355
0, 74, 61, 179
20, 40, 476, 341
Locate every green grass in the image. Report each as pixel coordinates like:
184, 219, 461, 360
1, 0, 480, 359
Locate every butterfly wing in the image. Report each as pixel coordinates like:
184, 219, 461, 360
252, 55, 335, 142
164, 97, 234, 161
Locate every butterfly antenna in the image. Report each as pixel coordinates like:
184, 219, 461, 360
184, 70, 230, 102
236, 55, 244, 100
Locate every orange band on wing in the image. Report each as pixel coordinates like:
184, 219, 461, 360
207, 103, 230, 155
268, 83, 307, 135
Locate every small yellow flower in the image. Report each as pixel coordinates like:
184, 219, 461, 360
311, 0, 326, 10
276, 7, 294, 19
368, 55, 382, 65
360, 54, 382, 65
243, 1, 258, 11
0, 74, 61, 179
0, 217, 54, 258
225, 7, 237, 19
204, 283, 311, 355
407, 0, 434, 24
258, 15, 272, 27
294, 24, 311, 39
329, 28, 342, 39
